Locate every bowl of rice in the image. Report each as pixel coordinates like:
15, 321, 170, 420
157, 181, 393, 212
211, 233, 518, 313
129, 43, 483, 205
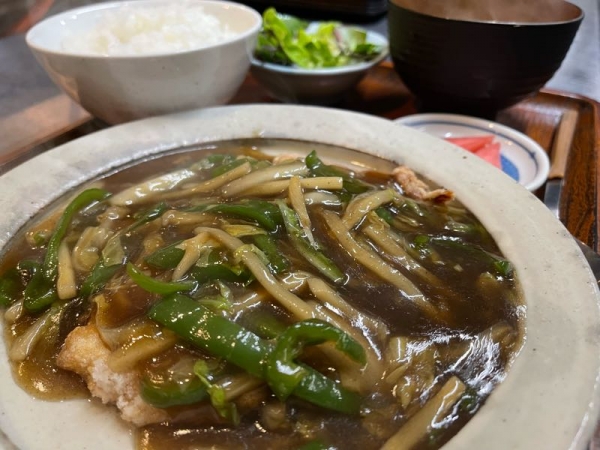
26, 0, 262, 124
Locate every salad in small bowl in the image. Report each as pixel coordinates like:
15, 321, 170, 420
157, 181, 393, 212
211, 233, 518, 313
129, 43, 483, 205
251, 8, 389, 104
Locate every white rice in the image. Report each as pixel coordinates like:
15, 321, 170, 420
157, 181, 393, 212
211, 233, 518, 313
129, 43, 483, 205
62, 2, 237, 56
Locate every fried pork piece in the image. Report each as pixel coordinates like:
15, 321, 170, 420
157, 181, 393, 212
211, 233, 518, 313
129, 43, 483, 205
392, 165, 454, 203
56, 324, 168, 426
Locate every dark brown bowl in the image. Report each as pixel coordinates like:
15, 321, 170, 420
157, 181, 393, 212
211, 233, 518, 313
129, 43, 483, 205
387, 0, 583, 116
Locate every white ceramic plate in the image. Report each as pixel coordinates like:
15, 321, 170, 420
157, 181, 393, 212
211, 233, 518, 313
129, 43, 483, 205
395, 113, 550, 192
0, 105, 598, 450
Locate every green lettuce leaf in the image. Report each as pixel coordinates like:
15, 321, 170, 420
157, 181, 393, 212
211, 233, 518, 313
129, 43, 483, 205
254, 7, 382, 68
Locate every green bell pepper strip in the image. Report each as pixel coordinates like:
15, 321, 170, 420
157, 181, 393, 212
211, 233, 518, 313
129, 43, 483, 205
297, 440, 332, 450
31, 230, 51, 247
278, 202, 344, 284
126, 263, 196, 295
140, 375, 208, 408
188, 201, 283, 232
189, 264, 252, 285
251, 234, 289, 274
20, 260, 57, 313
145, 242, 185, 270
145, 243, 250, 284
239, 308, 287, 340
493, 260, 513, 278
150, 295, 267, 376
0, 268, 23, 307
193, 360, 240, 424
425, 236, 513, 278
80, 260, 122, 299
375, 207, 395, 225
43, 188, 111, 283
148, 295, 363, 415
130, 202, 168, 231
192, 153, 235, 173
305, 151, 370, 196
211, 157, 248, 177
265, 319, 366, 400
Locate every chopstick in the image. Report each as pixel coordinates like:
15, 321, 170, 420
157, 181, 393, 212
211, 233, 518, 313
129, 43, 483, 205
548, 109, 579, 180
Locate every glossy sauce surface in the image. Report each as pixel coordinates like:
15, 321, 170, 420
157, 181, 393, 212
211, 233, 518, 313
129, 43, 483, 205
0, 139, 524, 450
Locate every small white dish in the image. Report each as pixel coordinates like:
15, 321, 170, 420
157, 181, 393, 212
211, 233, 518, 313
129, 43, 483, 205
250, 29, 388, 105
395, 113, 550, 191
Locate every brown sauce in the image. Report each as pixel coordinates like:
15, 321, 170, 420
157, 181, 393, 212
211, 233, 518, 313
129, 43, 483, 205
0, 139, 524, 450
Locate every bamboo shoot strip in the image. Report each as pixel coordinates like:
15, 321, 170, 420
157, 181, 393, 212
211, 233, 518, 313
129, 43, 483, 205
307, 277, 389, 345
245, 177, 343, 197
57, 241, 77, 300
194, 227, 317, 320
342, 189, 396, 230
381, 376, 467, 450
320, 210, 437, 317
162, 162, 252, 200
278, 202, 345, 284
289, 176, 316, 248
110, 169, 197, 206
306, 277, 386, 385
362, 220, 443, 287
221, 161, 308, 197
44, 188, 111, 283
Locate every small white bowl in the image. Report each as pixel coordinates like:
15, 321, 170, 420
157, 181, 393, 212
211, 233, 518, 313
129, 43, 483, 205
250, 29, 388, 105
396, 113, 550, 191
26, 0, 262, 124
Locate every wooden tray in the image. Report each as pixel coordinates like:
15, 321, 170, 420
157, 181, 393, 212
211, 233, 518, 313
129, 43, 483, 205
232, 61, 600, 251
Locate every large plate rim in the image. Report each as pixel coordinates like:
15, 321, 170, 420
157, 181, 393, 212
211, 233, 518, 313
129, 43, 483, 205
0, 104, 598, 450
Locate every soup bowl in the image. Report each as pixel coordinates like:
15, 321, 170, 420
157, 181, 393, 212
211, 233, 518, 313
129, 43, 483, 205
387, 0, 584, 116
0, 105, 599, 449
